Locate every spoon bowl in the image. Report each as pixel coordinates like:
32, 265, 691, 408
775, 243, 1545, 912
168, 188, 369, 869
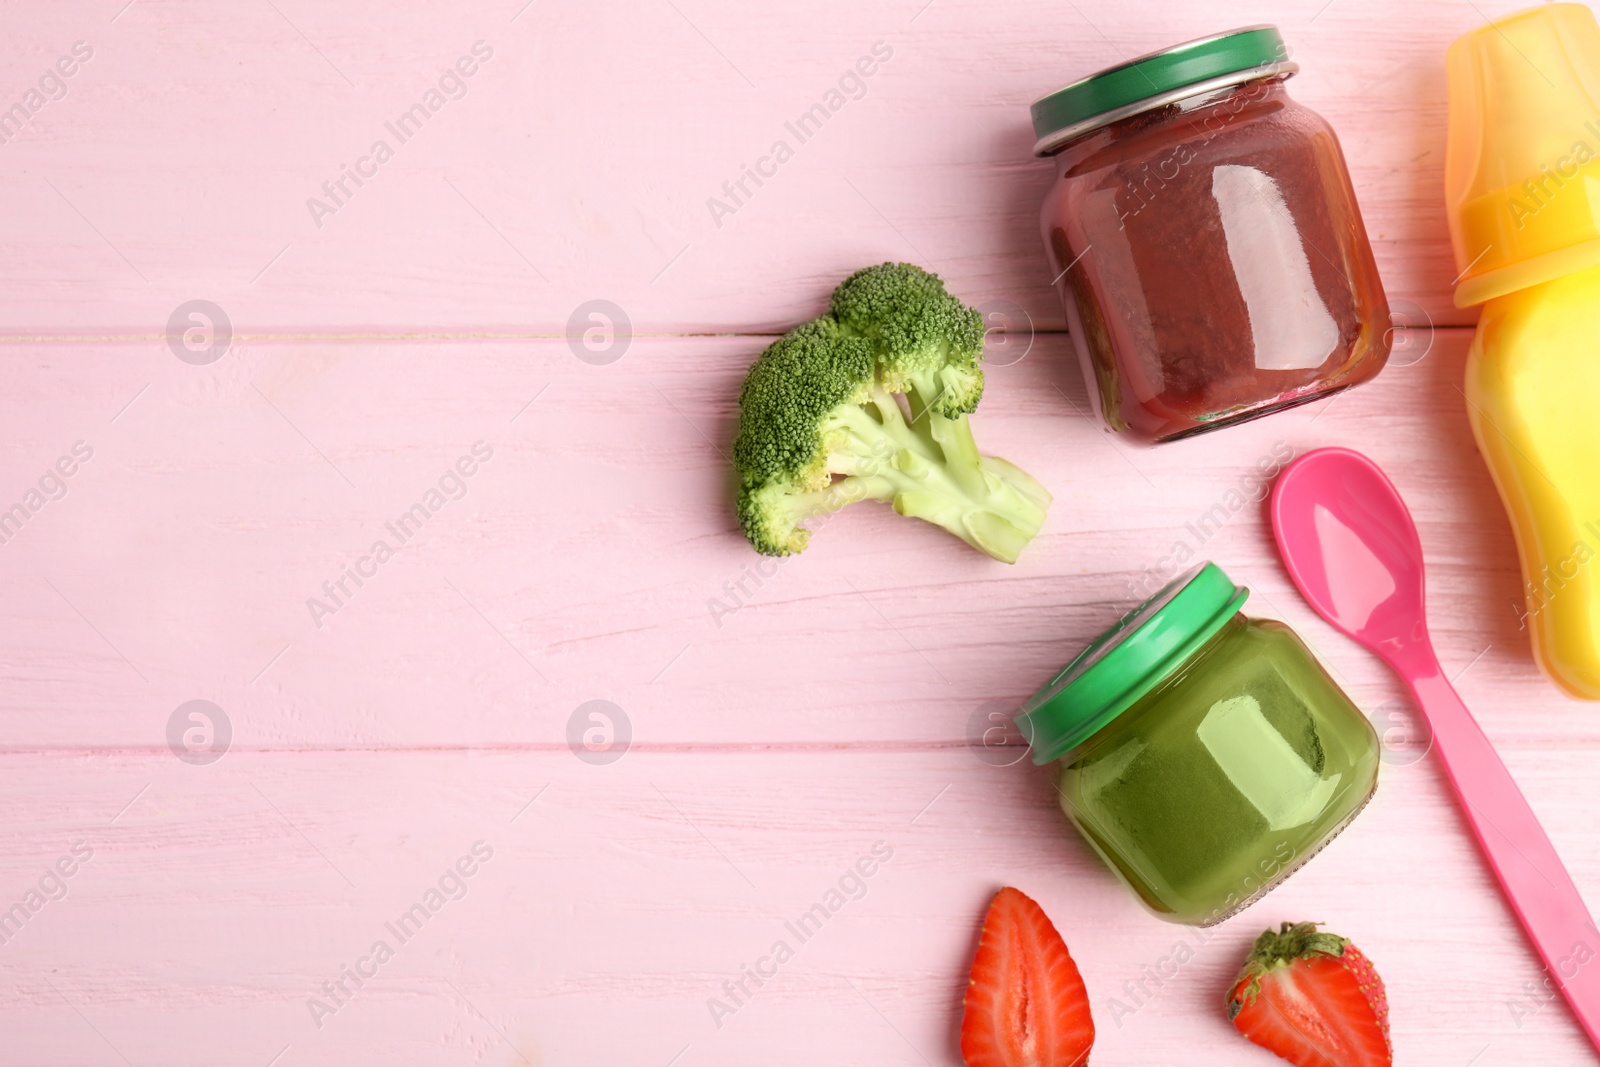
1270, 447, 1430, 661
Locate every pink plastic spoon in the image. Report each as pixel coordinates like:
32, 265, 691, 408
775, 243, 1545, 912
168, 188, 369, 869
1272, 446, 1600, 1053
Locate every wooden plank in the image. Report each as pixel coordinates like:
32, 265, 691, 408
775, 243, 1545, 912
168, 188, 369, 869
0, 0, 1532, 335
0, 747, 1593, 1065
1, 332, 1587, 749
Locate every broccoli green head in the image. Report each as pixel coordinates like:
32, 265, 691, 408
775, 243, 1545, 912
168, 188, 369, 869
830, 262, 986, 417
732, 317, 877, 555
730, 263, 1050, 562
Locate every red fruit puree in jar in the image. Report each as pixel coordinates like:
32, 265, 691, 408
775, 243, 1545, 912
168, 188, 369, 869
1032, 27, 1390, 441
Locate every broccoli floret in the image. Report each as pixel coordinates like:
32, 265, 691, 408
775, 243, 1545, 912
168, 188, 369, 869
831, 261, 985, 417
732, 263, 1051, 563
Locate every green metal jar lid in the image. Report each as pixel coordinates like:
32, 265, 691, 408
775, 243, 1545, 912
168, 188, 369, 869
1030, 26, 1296, 156
1017, 562, 1249, 764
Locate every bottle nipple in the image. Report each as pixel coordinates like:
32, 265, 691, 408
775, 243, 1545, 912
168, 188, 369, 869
1446, 3, 1600, 305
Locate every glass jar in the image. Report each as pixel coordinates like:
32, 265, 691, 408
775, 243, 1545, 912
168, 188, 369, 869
1031, 26, 1391, 442
1017, 563, 1380, 925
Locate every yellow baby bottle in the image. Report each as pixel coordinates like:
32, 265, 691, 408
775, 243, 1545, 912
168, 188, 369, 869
1447, 4, 1600, 699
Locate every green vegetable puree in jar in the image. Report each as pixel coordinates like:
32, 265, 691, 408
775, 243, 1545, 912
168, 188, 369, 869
1018, 563, 1379, 925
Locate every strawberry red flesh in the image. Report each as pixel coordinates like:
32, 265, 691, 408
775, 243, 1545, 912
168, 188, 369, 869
960, 886, 1095, 1067
1227, 921, 1391, 1067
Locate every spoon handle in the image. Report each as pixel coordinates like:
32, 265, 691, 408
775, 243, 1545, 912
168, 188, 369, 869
1409, 666, 1600, 1048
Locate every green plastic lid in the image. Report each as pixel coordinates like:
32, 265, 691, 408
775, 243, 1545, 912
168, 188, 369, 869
1017, 562, 1249, 764
1030, 26, 1295, 155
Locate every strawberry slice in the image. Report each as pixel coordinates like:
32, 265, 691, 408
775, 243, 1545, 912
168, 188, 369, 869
960, 886, 1095, 1067
1227, 921, 1392, 1067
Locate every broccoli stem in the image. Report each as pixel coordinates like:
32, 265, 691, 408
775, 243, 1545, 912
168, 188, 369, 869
815, 387, 1051, 564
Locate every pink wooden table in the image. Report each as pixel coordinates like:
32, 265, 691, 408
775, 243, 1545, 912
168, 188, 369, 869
2, 1, 1595, 1064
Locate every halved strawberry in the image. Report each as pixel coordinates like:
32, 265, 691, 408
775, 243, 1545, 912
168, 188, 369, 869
1227, 921, 1392, 1067
960, 886, 1094, 1067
